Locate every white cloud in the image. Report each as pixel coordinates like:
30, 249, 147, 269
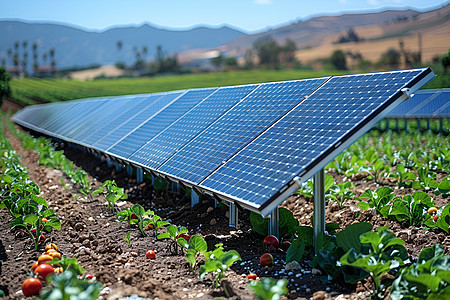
254, 0, 272, 4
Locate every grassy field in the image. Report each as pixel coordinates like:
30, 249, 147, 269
10, 69, 348, 105
9, 68, 449, 105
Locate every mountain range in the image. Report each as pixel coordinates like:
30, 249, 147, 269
0, 3, 448, 69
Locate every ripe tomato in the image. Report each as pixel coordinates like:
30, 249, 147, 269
42, 217, 48, 223
34, 263, 55, 280
260, 253, 274, 267
85, 274, 94, 279
263, 235, 280, 249
146, 250, 156, 259
130, 214, 138, 220
39, 235, 46, 243
248, 273, 257, 280
177, 233, 191, 242
281, 241, 291, 251
22, 278, 43, 296
434, 214, 439, 222
31, 261, 39, 272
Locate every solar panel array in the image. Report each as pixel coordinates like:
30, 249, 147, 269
387, 88, 450, 118
13, 68, 434, 215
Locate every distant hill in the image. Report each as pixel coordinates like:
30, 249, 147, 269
0, 21, 246, 69
226, 4, 450, 63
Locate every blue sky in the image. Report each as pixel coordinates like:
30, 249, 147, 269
2, 0, 448, 33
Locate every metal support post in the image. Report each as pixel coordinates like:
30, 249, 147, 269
229, 203, 239, 228
417, 118, 421, 132
426, 118, 430, 132
313, 169, 326, 254
191, 189, 199, 207
126, 165, 133, 176
395, 119, 399, 131
171, 182, 179, 194
115, 162, 122, 172
439, 118, 443, 135
268, 207, 279, 237
106, 158, 113, 168
404, 118, 408, 133
136, 168, 143, 183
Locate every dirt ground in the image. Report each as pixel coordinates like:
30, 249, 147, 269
0, 124, 449, 300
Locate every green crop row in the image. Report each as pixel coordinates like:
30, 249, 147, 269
0, 118, 61, 250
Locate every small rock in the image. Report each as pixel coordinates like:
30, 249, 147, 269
285, 261, 301, 271
311, 268, 322, 276
312, 291, 327, 300
210, 218, 217, 225
206, 207, 214, 213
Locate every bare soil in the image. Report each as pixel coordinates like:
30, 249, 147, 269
1, 125, 449, 300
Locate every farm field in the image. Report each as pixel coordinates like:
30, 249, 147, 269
9, 69, 348, 106
1, 112, 449, 299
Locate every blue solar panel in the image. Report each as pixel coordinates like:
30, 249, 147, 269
387, 88, 449, 118
93, 91, 184, 152
200, 69, 431, 210
80, 94, 159, 146
157, 78, 328, 185
107, 88, 217, 159
412, 90, 450, 117
128, 85, 259, 169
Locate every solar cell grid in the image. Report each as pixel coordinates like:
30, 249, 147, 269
107, 88, 217, 159
157, 77, 328, 185
200, 69, 428, 209
81, 94, 157, 146
129, 85, 259, 169
93, 91, 184, 151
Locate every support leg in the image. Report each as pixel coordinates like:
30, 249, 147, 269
191, 190, 199, 207
229, 203, 239, 228
313, 169, 326, 254
136, 168, 143, 184
268, 207, 279, 237
126, 165, 133, 176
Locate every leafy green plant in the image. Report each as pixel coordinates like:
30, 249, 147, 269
248, 278, 288, 300
314, 222, 372, 284
124, 231, 131, 246
326, 181, 355, 209
390, 164, 416, 187
117, 204, 168, 237
434, 176, 450, 196
39, 269, 102, 300
424, 203, 450, 234
92, 180, 127, 212
390, 243, 450, 300
382, 191, 434, 226
199, 243, 241, 288
412, 166, 439, 191
250, 207, 298, 238
357, 186, 396, 214
296, 173, 335, 198
157, 224, 188, 255
340, 226, 409, 299
183, 235, 208, 271
47, 256, 86, 275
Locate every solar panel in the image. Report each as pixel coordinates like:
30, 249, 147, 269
128, 84, 259, 169
387, 88, 450, 118
107, 88, 217, 160
80, 94, 159, 146
198, 69, 434, 214
93, 91, 185, 152
156, 78, 329, 185
12, 68, 435, 217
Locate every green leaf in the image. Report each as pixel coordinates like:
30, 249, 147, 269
188, 235, 208, 253
167, 224, 177, 238
23, 214, 39, 226
336, 222, 373, 253
286, 238, 306, 263
357, 201, 371, 210
418, 244, 444, 263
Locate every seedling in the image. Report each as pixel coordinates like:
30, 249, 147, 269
340, 226, 409, 299
199, 243, 241, 288
92, 180, 127, 213
124, 231, 131, 246
248, 278, 288, 300
157, 224, 189, 255
184, 235, 208, 271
